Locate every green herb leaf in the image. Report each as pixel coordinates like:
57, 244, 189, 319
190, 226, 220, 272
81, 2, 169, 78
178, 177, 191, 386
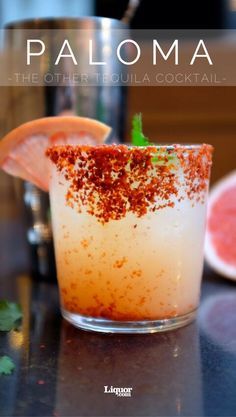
131, 113, 151, 146
0, 300, 22, 331
0, 356, 15, 375
131, 113, 178, 166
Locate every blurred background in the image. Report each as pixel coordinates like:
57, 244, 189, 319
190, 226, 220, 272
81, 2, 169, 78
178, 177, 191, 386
0, 0, 235, 277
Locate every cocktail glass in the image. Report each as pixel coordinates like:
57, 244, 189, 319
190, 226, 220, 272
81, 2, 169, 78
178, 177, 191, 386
46, 144, 213, 333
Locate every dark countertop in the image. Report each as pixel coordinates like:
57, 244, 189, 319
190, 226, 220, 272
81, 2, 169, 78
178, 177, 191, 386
0, 221, 236, 417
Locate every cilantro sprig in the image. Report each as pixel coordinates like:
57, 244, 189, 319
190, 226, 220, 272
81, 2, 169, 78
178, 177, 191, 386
0, 300, 23, 376
131, 113, 152, 146
131, 113, 177, 166
0, 300, 22, 331
0, 356, 15, 375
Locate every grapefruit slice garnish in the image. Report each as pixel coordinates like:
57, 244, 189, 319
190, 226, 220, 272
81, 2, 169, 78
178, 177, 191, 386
0, 116, 111, 191
205, 171, 236, 281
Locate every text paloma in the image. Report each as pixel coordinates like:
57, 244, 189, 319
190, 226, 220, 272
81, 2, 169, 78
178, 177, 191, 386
26, 39, 213, 66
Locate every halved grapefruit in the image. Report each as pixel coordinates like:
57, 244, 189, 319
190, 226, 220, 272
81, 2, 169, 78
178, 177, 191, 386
0, 116, 111, 191
205, 171, 236, 280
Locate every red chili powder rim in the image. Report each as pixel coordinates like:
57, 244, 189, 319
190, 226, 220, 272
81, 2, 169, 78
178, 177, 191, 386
46, 143, 213, 223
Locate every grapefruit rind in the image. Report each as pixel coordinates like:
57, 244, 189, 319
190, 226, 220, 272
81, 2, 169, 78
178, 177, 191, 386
205, 170, 236, 281
0, 116, 111, 166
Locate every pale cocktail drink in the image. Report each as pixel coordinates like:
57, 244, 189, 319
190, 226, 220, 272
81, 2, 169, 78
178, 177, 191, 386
47, 144, 213, 333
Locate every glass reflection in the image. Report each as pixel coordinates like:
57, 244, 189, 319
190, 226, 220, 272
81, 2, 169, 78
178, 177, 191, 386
55, 322, 203, 416
199, 291, 236, 416
199, 291, 236, 353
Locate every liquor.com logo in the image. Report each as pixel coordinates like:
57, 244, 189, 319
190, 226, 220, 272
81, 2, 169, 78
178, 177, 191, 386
104, 386, 133, 397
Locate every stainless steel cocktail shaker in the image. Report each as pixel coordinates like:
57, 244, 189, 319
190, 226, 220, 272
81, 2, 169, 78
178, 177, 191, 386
4, 18, 128, 280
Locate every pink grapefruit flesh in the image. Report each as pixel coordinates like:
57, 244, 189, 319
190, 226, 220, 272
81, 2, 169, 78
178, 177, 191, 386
205, 171, 236, 280
0, 116, 111, 191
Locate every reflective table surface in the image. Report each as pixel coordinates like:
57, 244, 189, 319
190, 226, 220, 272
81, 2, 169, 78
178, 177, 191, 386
0, 221, 236, 417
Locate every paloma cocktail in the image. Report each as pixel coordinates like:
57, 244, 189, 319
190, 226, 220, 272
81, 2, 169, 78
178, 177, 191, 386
47, 144, 213, 333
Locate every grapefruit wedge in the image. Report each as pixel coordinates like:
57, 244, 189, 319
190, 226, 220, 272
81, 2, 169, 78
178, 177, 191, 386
205, 171, 236, 281
0, 116, 111, 191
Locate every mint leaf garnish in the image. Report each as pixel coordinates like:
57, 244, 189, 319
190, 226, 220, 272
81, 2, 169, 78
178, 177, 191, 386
131, 113, 151, 146
0, 356, 15, 375
0, 300, 22, 331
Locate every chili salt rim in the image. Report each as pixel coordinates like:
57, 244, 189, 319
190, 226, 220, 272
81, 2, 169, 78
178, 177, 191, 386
46, 143, 213, 223
46, 143, 213, 152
